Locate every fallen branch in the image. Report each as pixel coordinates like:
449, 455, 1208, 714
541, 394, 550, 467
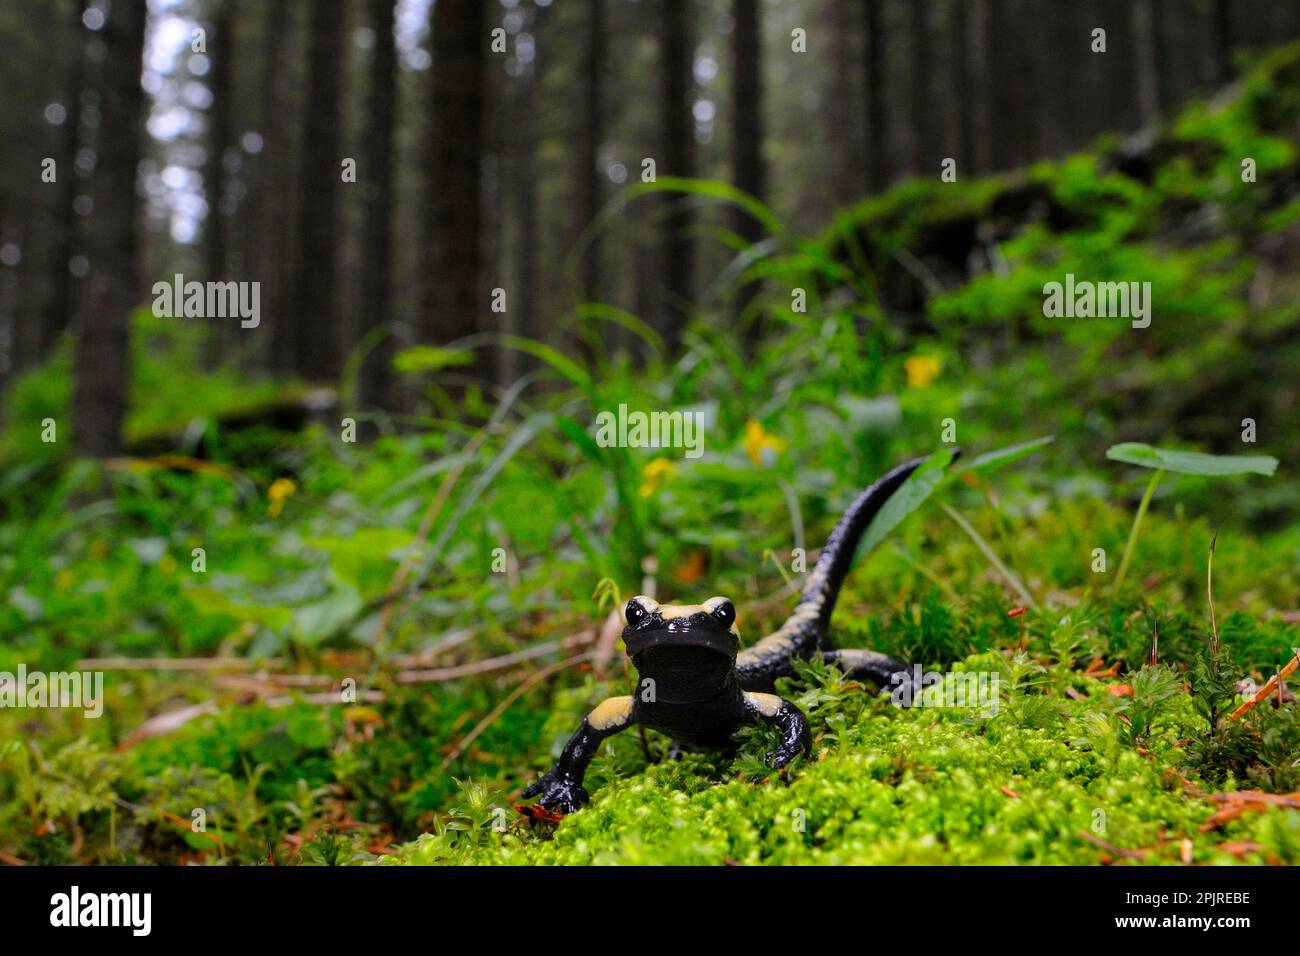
1227, 650, 1300, 721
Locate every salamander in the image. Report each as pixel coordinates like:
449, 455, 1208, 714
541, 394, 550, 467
522, 454, 946, 814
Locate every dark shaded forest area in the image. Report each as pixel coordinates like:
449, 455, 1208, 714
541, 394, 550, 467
2, 0, 1295, 445
3, 0, 1300, 870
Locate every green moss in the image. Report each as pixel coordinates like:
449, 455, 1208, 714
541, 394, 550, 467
385, 650, 1298, 866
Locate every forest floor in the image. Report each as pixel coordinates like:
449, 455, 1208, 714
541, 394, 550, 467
2, 44, 1300, 866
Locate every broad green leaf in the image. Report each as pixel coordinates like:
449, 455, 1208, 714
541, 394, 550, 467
852, 448, 957, 567
1106, 442, 1278, 477
955, 436, 1055, 474
292, 584, 363, 645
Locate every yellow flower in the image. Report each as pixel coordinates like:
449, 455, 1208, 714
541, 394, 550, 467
905, 355, 942, 388
267, 477, 297, 517
639, 458, 676, 498
743, 419, 787, 467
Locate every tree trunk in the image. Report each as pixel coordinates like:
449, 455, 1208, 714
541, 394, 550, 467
731, 0, 764, 330
575, 0, 604, 303
289, 0, 344, 382
420, 0, 487, 372
658, 0, 694, 351
261, 0, 295, 374
824, 0, 860, 207
863, 0, 887, 191
358, 0, 397, 415
71, 0, 146, 456
965, 0, 992, 174
204, 0, 234, 285
908, 0, 928, 174
1211, 0, 1233, 85
33, 0, 88, 367
1132, 0, 1159, 126
203, 0, 236, 366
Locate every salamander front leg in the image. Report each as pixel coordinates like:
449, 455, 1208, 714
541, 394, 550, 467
743, 692, 812, 769
521, 696, 635, 814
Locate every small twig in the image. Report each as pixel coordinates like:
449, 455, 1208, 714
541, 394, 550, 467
440, 652, 594, 769
395, 632, 596, 684
77, 657, 283, 671
1079, 829, 1148, 860
591, 608, 625, 679
1207, 533, 1220, 657
1228, 651, 1300, 722
385, 627, 482, 669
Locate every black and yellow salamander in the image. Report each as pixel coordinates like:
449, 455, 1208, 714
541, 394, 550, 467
522, 453, 950, 815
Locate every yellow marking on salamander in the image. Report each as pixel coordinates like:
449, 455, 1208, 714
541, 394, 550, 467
745, 692, 783, 717
588, 696, 633, 731
654, 596, 740, 638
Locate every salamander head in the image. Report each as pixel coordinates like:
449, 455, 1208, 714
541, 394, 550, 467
621, 595, 740, 661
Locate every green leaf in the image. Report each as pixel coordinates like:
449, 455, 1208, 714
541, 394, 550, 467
955, 436, 1055, 474
556, 415, 606, 466
852, 448, 957, 567
292, 584, 363, 645
1106, 442, 1278, 477
497, 335, 591, 390
391, 345, 475, 375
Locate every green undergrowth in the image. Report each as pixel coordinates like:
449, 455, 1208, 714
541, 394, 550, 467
385, 653, 1300, 866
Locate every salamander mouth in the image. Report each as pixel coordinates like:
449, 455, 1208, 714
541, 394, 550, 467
623, 627, 738, 659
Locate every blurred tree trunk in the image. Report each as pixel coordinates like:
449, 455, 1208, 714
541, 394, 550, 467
908, 0, 928, 174
358, 0, 396, 416
658, 0, 693, 351
1211, 0, 1233, 85
1132, 0, 1159, 125
506, 0, 545, 383
575, 0, 604, 304
988, 0, 1018, 169
32, 0, 87, 368
290, 0, 344, 381
863, 0, 886, 190
965, 0, 991, 173
261, 0, 295, 374
731, 0, 764, 330
824, 0, 859, 206
420, 0, 487, 375
1155, 0, 1184, 108
71, 0, 146, 456
203, 0, 235, 366
204, 0, 234, 284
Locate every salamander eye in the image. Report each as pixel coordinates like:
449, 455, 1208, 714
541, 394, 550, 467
625, 600, 647, 624
712, 600, 736, 627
